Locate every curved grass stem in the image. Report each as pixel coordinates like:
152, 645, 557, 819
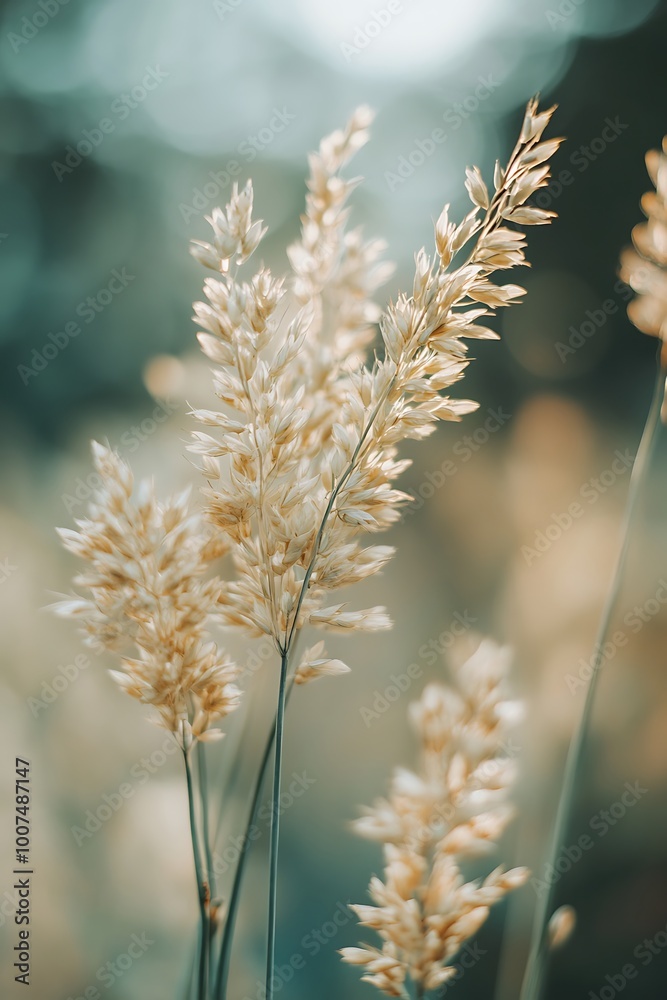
519, 352, 665, 1000
264, 650, 290, 1000
184, 747, 210, 1000
198, 741, 213, 886
213, 678, 296, 998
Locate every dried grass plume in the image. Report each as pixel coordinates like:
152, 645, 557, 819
53, 443, 241, 746
341, 640, 527, 997
619, 135, 667, 416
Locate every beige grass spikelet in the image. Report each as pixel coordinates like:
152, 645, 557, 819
189, 99, 561, 667
53, 442, 241, 746
619, 135, 667, 416
341, 640, 528, 997
293, 640, 351, 685
548, 904, 576, 950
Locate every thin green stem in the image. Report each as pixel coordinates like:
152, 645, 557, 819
198, 741, 218, 989
264, 649, 290, 1000
212, 694, 255, 846
184, 746, 210, 1000
213, 679, 296, 999
519, 353, 665, 1000
198, 741, 214, 886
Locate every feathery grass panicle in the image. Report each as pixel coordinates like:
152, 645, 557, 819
187, 100, 559, 1000
288, 105, 394, 362
341, 640, 527, 998
53, 442, 241, 746
189, 99, 561, 664
189, 111, 396, 656
53, 99, 561, 1000
619, 135, 667, 415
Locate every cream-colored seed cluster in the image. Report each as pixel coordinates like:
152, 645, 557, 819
54, 444, 241, 746
619, 135, 667, 413
341, 640, 527, 997
189, 109, 398, 662
189, 99, 560, 672
54, 101, 559, 731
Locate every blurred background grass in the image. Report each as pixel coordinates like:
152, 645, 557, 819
2, 0, 667, 997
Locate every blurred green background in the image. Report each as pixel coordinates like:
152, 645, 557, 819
3, 0, 667, 997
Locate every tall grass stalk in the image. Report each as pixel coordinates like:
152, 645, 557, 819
184, 746, 210, 1000
54, 101, 563, 1000
519, 349, 666, 1000
264, 651, 290, 1000
197, 742, 213, 886
214, 678, 297, 998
